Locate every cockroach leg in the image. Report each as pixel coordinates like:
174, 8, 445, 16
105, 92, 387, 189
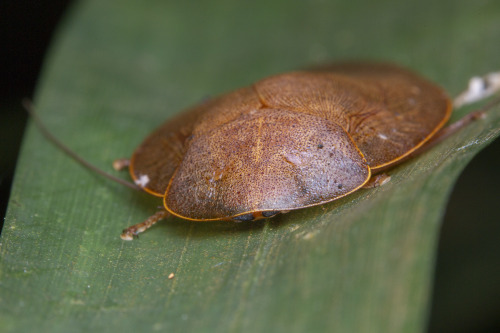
363, 173, 391, 188
417, 94, 500, 154
120, 210, 170, 240
113, 158, 130, 171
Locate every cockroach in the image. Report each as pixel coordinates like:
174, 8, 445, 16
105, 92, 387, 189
25, 63, 500, 240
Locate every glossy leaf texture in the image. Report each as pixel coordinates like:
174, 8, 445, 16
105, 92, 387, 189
1, 0, 499, 332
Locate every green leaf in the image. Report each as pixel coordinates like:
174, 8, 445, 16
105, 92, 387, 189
1, 0, 499, 332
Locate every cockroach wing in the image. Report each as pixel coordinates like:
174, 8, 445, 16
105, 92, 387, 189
129, 104, 205, 196
130, 88, 261, 196
164, 109, 370, 220
255, 63, 452, 170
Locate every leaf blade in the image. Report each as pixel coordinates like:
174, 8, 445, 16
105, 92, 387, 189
1, 1, 500, 332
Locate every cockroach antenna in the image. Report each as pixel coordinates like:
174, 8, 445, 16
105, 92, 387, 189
22, 99, 141, 191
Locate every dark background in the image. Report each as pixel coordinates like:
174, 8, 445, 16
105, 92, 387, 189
1, 2, 499, 332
